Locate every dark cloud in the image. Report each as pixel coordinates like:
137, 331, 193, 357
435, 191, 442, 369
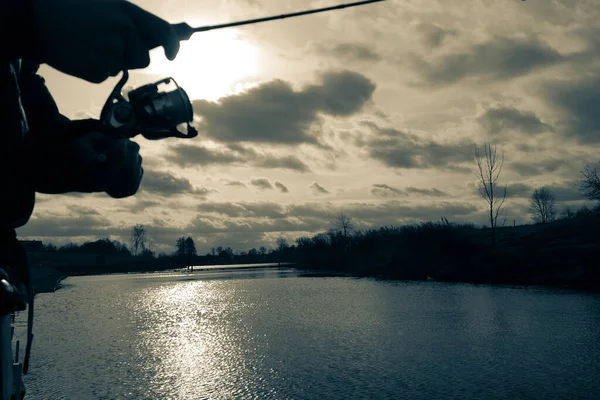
16, 214, 118, 238
477, 107, 551, 135
363, 125, 474, 169
540, 74, 600, 143
406, 187, 448, 197
411, 36, 563, 86
165, 145, 240, 167
309, 182, 330, 195
274, 181, 289, 193
250, 178, 273, 190
123, 199, 162, 214
257, 155, 311, 172
505, 183, 533, 198
501, 181, 583, 202
416, 23, 455, 49
141, 170, 201, 196
223, 179, 247, 188
544, 183, 584, 202
512, 159, 564, 177
165, 144, 310, 172
371, 184, 406, 197
192, 70, 375, 145
317, 42, 381, 62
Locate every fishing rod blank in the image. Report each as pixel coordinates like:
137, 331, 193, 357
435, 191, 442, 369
172, 0, 387, 41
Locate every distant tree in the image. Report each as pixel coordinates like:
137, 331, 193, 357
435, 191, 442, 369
59, 243, 80, 252
576, 205, 593, 218
474, 143, 507, 247
335, 212, 354, 239
43, 243, 58, 252
579, 163, 600, 201
559, 207, 575, 220
184, 237, 197, 257
140, 247, 155, 258
248, 248, 258, 257
130, 224, 146, 256
176, 236, 186, 257
529, 188, 557, 224
259, 246, 267, 256
276, 237, 289, 251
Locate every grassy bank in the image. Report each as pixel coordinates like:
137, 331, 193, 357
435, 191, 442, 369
286, 213, 600, 291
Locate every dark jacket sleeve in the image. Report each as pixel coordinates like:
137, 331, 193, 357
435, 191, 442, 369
18, 62, 106, 194
18, 61, 104, 145
1, 0, 36, 59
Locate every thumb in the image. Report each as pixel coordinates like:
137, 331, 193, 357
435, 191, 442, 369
122, 2, 180, 61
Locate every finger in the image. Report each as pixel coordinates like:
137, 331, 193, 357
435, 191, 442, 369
124, 31, 151, 70
123, 2, 180, 60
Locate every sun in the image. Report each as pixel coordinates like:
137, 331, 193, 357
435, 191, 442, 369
145, 26, 261, 101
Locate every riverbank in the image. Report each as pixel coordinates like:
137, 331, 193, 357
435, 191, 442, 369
31, 265, 67, 294
290, 214, 600, 292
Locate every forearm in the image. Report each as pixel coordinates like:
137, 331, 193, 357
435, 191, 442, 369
1, 0, 36, 59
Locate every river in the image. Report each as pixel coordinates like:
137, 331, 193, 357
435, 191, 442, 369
15, 267, 600, 399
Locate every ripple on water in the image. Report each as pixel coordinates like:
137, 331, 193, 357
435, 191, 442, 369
14, 270, 600, 400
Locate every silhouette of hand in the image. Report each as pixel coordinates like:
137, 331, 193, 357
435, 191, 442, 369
33, 132, 143, 198
32, 0, 180, 83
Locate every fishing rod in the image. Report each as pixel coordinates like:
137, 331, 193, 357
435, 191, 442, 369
101, 0, 387, 140
172, 0, 387, 41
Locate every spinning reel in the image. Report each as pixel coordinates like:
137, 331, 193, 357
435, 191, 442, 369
100, 70, 198, 140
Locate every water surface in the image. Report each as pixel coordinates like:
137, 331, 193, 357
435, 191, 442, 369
16, 267, 600, 399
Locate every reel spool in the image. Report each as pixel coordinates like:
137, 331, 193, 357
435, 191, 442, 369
100, 71, 198, 140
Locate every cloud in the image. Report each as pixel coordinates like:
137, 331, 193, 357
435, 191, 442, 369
501, 181, 583, 202
309, 182, 330, 195
192, 70, 376, 145
222, 179, 247, 188
371, 184, 406, 197
511, 159, 564, 177
540, 74, 600, 143
411, 36, 563, 86
256, 155, 311, 172
16, 214, 118, 238
505, 183, 533, 198
405, 187, 448, 197
66, 205, 99, 215
165, 144, 311, 172
477, 107, 551, 135
250, 178, 273, 190
415, 22, 456, 49
274, 181, 289, 193
140, 170, 213, 197
316, 42, 381, 62
363, 125, 474, 170
197, 202, 286, 219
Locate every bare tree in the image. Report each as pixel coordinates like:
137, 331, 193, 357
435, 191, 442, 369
529, 188, 556, 224
579, 163, 600, 201
130, 224, 146, 256
474, 143, 507, 247
335, 211, 354, 239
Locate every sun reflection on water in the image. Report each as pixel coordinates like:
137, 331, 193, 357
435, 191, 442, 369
132, 281, 249, 399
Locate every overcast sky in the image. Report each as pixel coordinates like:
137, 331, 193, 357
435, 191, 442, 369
17, 0, 600, 254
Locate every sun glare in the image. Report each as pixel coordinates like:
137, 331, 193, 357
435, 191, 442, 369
146, 27, 260, 101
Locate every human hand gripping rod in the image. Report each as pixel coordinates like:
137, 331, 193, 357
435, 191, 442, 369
100, 0, 387, 140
